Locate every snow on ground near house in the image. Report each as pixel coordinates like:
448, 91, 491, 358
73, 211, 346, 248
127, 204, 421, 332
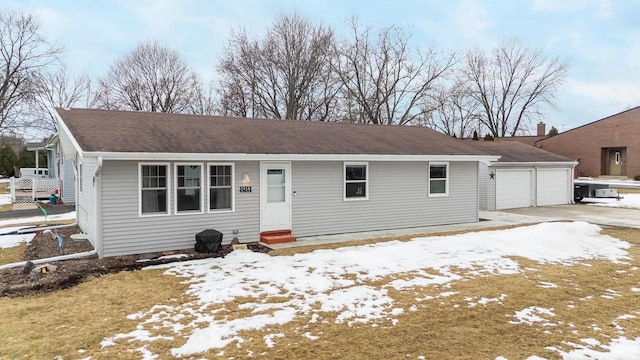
102, 221, 635, 358
0, 211, 75, 228
584, 193, 640, 209
0, 232, 35, 249
0, 211, 77, 244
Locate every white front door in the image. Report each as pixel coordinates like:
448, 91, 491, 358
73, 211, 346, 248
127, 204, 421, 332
260, 162, 291, 231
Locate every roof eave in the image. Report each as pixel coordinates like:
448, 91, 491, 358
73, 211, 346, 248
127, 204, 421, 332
81, 151, 501, 162
489, 161, 577, 167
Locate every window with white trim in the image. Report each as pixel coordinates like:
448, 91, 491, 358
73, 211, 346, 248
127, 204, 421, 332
209, 164, 234, 211
140, 163, 169, 215
428, 162, 449, 196
175, 163, 203, 213
344, 162, 368, 200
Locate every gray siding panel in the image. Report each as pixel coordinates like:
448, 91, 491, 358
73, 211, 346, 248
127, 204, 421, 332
78, 158, 97, 248
486, 166, 497, 211
478, 163, 488, 211
291, 161, 478, 237
100, 161, 260, 257
61, 158, 76, 204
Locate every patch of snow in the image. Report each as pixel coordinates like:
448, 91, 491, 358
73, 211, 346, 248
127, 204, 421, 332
0, 211, 75, 227
554, 337, 640, 359
0, 233, 35, 249
538, 281, 557, 288
585, 193, 640, 209
303, 332, 319, 340
263, 333, 284, 348
509, 306, 556, 326
106, 222, 629, 356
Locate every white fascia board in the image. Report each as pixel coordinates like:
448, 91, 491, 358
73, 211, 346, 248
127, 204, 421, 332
489, 161, 577, 167
55, 112, 84, 159
83, 151, 501, 163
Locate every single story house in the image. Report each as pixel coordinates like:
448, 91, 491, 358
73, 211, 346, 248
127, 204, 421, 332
467, 141, 575, 210
55, 108, 504, 258
535, 106, 640, 178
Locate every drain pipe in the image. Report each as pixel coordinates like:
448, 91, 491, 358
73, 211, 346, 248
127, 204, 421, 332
14, 221, 78, 235
0, 249, 97, 271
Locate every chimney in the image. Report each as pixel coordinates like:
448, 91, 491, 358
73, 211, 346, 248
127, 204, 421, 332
537, 122, 546, 136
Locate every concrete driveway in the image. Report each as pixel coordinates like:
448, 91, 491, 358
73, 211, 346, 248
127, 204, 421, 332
493, 204, 640, 229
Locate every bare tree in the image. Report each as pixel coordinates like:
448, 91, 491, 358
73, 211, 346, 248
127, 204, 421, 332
217, 13, 340, 121
190, 80, 218, 116
334, 18, 456, 125
462, 38, 569, 137
94, 41, 201, 113
0, 9, 61, 133
425, 80, 479, 138
24, 65, 91, 134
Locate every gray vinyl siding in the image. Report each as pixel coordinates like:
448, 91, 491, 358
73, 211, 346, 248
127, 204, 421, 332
486, 166, 497, 211
478, 163, 489, 211
77, 157, 98, 249
61, 158, 76, 204
100, 160, 260, 257
291, 161, 479, 237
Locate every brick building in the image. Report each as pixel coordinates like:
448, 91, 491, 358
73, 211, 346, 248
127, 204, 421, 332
535, 106, 640, 178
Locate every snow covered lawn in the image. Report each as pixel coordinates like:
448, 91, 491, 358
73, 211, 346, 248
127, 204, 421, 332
97, 221, 640, 359
584, 193, 640, 210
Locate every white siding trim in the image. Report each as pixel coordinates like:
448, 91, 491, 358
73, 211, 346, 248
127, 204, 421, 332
207, 162, 235, 213
138, 162, 171, 217
428, 162, 449, 197
344, 162, 369, 201
174, 163, 205, 215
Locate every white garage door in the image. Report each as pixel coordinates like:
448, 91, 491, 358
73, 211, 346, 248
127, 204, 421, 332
536, 169, 570, 206
496, 169, 533, 209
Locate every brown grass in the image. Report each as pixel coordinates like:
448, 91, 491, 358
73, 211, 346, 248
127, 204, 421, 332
1, 225, 640, 359
0, 242, 25, 265
0, 181, 9, 194
0, 269, 193, 359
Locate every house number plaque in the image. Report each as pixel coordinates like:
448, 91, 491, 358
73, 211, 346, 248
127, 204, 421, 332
239, 186, 252, 193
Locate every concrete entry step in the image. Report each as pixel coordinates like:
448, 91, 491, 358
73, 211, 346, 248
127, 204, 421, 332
260, 230, 296, 244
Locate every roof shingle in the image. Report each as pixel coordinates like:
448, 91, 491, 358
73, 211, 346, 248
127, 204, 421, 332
56, 108, 494, 157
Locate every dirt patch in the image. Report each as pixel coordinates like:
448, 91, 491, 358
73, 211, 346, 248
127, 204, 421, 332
0, 226, 270, 298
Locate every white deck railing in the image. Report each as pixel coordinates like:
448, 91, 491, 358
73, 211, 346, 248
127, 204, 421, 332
10, 177, 61, 204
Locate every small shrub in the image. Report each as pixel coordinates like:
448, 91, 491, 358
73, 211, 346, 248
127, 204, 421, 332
634, 175, 640, 181
483, 134, 495, 141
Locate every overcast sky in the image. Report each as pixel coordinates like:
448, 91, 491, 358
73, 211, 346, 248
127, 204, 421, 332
7, 0, 640, 133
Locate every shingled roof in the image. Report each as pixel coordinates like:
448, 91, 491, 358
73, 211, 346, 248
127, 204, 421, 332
467, 140, 572, 163
56, 108, 494, 157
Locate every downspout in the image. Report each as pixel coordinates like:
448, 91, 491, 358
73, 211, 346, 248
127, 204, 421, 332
94, 156, 103, 258
0, 249, 97, 270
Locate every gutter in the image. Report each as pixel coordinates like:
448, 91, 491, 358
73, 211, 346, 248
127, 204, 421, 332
93, 156, 103, 258
15, 221, 78, 235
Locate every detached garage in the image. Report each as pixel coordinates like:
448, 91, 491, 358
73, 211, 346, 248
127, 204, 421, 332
471, 141, 576, 210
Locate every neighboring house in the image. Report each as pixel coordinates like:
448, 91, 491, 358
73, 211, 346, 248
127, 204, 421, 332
25, 141, 51, 175
468, 141, 575, 210
535, 106, 640, 178
55, 108, 500, 258
27, 136, 76, 204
